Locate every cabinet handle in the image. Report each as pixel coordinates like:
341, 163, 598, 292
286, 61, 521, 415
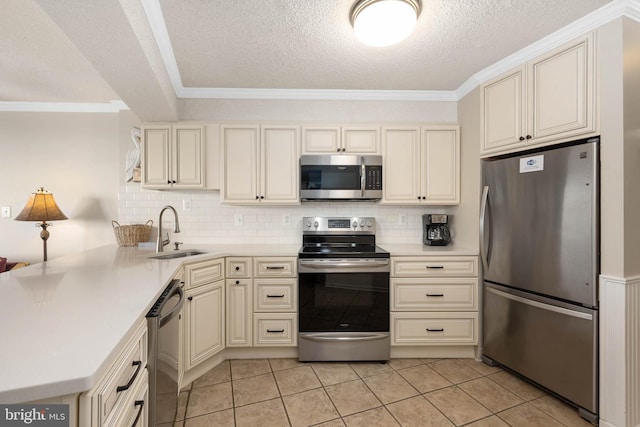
426, 265, 444, 269
267, 329, 285, 333
132, 400, 145, 427
266, 266, 285, 270
519, 136, 525, 141
167, 180, 171, 184
260, 195, 265, 199
116, 360, 142, 392
526, 135, 532, 140
266, 294, 285, 298
417, 196, 421, 200
426, 293, 444, 297
235, 280, 240, 285
336, 148, 341, 152
188, 296, 193, 301
342, 148, 346, 152
426, 328, 444, 332
256, 195, 259, 199
235, 266, 240, 271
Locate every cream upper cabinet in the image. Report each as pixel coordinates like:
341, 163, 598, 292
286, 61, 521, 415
302, 125, 380, 154
141, 124, 205, 189
481, 33, 596, 156
382, 125, 460, 205
221, 124, 300, 205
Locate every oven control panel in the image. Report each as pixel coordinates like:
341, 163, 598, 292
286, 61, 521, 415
303, 217, 376, 234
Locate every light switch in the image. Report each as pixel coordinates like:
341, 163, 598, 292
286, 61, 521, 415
1, 207, 10, 218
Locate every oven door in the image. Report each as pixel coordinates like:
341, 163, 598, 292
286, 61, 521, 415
298, 258, 390, 361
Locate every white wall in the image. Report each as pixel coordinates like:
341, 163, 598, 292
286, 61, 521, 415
0, 110, 138, 264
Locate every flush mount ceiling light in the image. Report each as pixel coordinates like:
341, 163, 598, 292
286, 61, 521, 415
350, 0, 421, 47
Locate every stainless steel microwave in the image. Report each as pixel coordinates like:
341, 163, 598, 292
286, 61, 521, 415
300, 155, 383, 200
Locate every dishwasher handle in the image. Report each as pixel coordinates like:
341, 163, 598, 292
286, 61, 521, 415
146, 279, 185, 328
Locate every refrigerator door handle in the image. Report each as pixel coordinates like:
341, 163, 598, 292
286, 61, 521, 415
486, 286, 593, 320
480, 185, 490, 271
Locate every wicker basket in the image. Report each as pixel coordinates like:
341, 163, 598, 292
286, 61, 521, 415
112, 220, 153, 247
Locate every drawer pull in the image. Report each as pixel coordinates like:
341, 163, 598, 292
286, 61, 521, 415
235, 280, 240, 285
266, 294, 285, 298
132, 400, 145, 427
426, 328, 445, 332
426, 293, 444, 297
267, 329, 285, 333
426, 265, 444, 269
116, 360, 142, 393
266, 266, 285, 270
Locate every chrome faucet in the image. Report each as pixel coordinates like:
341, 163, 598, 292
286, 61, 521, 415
156, 205, 181, 253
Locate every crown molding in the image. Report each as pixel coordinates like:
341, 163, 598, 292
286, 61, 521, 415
0, 100, 129, 113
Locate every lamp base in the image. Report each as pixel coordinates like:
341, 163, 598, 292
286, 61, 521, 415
38, 222, 50, 262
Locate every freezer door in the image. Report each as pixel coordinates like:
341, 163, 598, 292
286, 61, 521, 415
483, 283, 598, 415
481, 140, 598, 307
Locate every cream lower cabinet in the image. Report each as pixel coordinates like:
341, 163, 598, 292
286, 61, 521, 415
301, 125, 380, 154
183, 259, 225, 370
481, 32, 596, 156
221, 124, 300, 205
390, 256, 479, 346
226, 257, 297, 347
382, 125, 460, 205
79, 319, 148, 427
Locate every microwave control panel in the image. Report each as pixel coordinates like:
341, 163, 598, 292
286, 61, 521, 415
365, 166, 382, 190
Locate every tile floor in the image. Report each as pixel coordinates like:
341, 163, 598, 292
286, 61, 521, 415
167, 358, 593, 427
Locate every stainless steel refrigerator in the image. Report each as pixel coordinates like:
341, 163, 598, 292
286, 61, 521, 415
481, 137, 599, 423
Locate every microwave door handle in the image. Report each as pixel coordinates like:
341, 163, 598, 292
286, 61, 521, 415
360, 156, 365, 198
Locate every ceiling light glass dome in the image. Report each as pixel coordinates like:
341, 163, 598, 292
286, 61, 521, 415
351, 0, 421, 47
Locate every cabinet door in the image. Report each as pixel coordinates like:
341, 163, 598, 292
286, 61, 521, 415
342, 126, 380, 154
481, 66, 526, 154
184, 280, 224, 370
221, 125, 259, 203
421, 127, 460, 204
226, 279, 252, 347
261, 125, 300, 204
173, 125, 204, 188
141, 126, 172, 188
381, 126, 421, 204
529, 34, 593, 141
301, 126, 340, 153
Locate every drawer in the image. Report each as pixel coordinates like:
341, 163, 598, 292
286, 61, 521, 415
391, 278, 478, 311
392, 256, 478, 277
253, 313, 297, 346
391, 312, 478, 345
226, 257, 252, 278
93, 320, 148, 426
254, 257, 297, 277
254, 279, 297, 312
185, 258, 224, 289
107, 368, 148, 427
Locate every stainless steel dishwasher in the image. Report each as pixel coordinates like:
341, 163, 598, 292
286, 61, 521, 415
146, 279, 184, 426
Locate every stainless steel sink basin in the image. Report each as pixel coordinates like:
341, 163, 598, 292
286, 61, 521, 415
149, 250, 207, 260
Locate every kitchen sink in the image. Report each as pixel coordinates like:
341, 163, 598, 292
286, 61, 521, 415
148, 250, 208, 260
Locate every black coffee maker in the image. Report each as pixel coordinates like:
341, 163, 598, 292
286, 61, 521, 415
423, 214, 451, 246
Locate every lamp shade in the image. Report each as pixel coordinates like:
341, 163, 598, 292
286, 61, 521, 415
15, 188, 68, 222
351, 0, 421, 47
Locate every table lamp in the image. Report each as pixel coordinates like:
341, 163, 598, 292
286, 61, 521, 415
15, 187, 68, 262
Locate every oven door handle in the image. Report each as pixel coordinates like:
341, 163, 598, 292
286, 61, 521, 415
299, 259, 389, 269
302, 333, 389, 342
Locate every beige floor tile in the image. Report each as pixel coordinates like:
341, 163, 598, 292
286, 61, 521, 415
186, 382, 233, 418
459, 377, 523, 412
498, 402, 564, 426
464, 415, 510, 426
342, 406, 400, 427
421, 358, 444, 364
363, 371, 419, 404
430, 359, 484, 384
269, 357, 305, 372
192, 360, 231, 388
230, 358, 272, 380
397, 364, 452, 393
176, 390, 189, 421
311, 362, 359, 386
274, 365, 322, 396
184, 408, 234, 427
529, 395, 593, 426
386, 395, 455, 427
387, 358, 424, 370
425, 386, 492, 426
315, 420, 346, 427
283, 388, 340, 427
325, 379, 382, 416
488, 371, 546, 401
234, 397, 290, 427
460, 358, 503, 376
156, 391, 180, 424
349, 361, 393, 378
232, 372, 280, 407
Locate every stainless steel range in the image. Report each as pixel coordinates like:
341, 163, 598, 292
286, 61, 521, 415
298, 217, 390, 362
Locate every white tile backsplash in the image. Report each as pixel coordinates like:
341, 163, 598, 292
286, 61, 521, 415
118, 184, 449, 245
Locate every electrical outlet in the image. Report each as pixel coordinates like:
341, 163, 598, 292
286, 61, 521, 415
182, 199, 192, 212
282, 214, 291, 225
234, 214, 244, 225
399, 214, 407, 225
1, 207, 10, 218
